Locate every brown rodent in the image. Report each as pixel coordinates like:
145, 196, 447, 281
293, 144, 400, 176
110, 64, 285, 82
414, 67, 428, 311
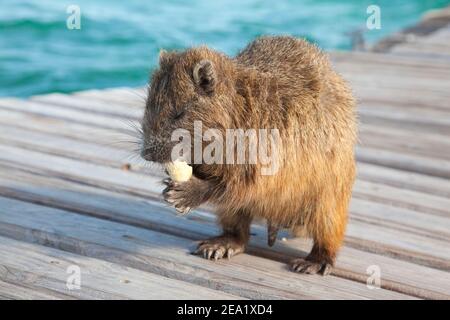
141, 36, 357, 275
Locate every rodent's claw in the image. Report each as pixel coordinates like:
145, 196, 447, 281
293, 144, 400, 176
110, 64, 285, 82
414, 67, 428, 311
290, 258, 333, 276
162, 178, 193, 215
193, 236, 245, 261
176, 205, 191, 215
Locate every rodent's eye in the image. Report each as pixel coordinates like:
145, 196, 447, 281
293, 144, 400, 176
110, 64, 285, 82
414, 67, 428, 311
173, 108, 186, 121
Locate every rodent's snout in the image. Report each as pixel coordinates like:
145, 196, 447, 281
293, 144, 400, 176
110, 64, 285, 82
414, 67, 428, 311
140, 137, 173, 163
140, 146, 156, 162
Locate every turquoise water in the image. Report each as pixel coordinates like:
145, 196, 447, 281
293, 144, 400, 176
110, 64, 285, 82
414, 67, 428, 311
1, 0, 449, 97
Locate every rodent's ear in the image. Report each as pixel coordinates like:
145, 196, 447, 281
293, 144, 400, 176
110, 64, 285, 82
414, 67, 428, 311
193, 59, 216, 95
159, 49, 174, 66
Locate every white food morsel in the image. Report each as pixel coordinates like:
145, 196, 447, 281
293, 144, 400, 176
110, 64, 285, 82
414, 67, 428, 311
165, 159, 193, 182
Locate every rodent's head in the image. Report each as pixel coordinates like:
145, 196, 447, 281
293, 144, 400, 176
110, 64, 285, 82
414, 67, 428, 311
140, 47, 236, 164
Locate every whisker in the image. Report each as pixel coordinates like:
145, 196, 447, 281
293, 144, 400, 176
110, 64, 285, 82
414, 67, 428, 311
127, 88, 148, 103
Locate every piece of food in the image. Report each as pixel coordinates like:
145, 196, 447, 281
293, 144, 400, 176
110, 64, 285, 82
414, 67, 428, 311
165, 159, 192, 182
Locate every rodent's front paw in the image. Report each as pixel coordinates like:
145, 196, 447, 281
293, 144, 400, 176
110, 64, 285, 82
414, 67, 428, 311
162, 178, 194, 215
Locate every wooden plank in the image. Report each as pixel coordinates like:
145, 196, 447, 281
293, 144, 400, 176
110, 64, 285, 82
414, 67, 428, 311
73, 87, 147, 107
1, 143, 449, 264
0, 165, 447, 299
342, 72, 450, 96
0, 103, 443, 172
0, 92, 450, 182
351, 198, 450, 238
0, 123, 140, 170
331, 50, 450, 68
357, 162, 450, 198
0, 197, 412, 300
6, 92, 445, 168
1, 99, 450, 203
357, 146, 450, 179
392, 41, 450, 57
356, 90, 450, 113
360, 113, 450, 136
354, 179, 450, 218
360, 124, 450, 161
359, 103, 450, 128
2, 134, 448, 225
2, 164, 448, 243
3, 112, 450, 192
335, 57, 450, 78
1, 138, 449, 231
337, 64, 450, 82
0, 105, 448, 201
0, 236, 240, 300
0, 98, 134, 131
0, 280, 67, 300
0, 144, 163, 196
0, 108, 120, 146
31, 93, 144, 119
7, 97, 450, 166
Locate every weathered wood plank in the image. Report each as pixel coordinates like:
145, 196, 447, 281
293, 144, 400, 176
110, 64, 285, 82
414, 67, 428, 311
31, 93, 144, 118
5, 99, 450, 166
1, 140, 449, 235
0, 108, 121, 145
331, 51, 450, 70
2, 109, 449, 199
1, 113, 450, 215
0, 197, 413, 299
0, 236, 241, 300
1, 143, 449, 264
0, 280, 68, 300
357, 162, 450, 198
3, 112, 450, 194
360, 113, 450, 136
391, 38, 450, 57
3, 94, 450, 162
3, 103, 449, 179
2, 163, 448, 242
0, 165, 448, 299
0, 94, 450, 178
0, 123, 140, 170
73, 87, 147, 107
360, 124, 450, 161
359, 103, 450, 128
0, 98, 132, 131
357, 146, 450, 179
354, 179, 450, 218
343, 74, 450, 102
0, 144, 163, 195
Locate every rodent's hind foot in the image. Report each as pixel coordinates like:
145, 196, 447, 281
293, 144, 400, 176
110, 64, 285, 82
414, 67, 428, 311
290, 258, 333, 276
193, 236, 245, 261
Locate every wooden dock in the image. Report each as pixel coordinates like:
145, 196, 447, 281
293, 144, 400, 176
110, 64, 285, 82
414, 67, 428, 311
1, 20, 450, 300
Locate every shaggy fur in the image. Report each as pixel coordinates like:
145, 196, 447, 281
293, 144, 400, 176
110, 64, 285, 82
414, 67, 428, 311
141, 36, 357, 275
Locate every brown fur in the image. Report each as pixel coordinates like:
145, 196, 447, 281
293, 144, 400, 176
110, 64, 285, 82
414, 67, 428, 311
141, 36, 357, 275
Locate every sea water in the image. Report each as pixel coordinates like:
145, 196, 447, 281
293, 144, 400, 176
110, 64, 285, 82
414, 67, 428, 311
0, 0, 448, 97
